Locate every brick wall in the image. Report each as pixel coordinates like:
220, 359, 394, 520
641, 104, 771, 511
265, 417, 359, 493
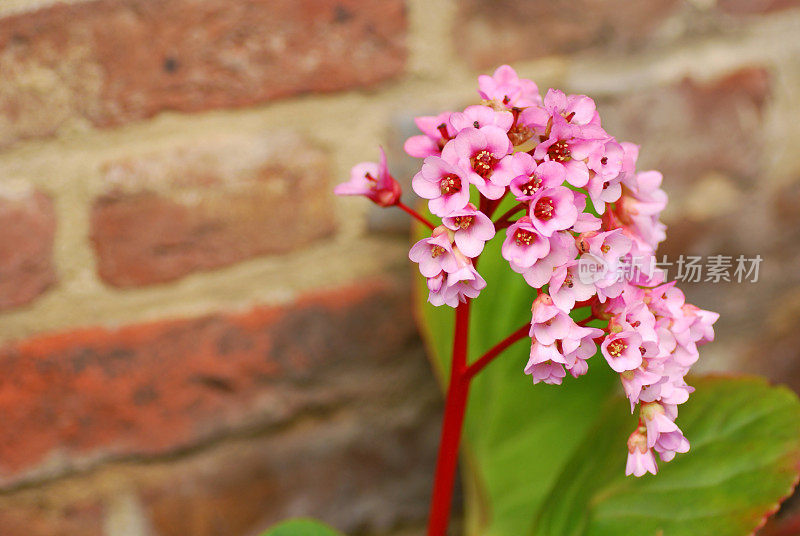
0, 0, 799, 535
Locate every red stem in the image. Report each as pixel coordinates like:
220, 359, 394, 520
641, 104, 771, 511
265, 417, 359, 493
493, 202, 527, 230
465, 323, 530, 380
573, 297, 597, 309
397, 201, 436, 230
484, 192, 508, 219
427, 301, 471, 536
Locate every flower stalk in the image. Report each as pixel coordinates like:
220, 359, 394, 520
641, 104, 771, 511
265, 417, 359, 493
427, 300, 471, 536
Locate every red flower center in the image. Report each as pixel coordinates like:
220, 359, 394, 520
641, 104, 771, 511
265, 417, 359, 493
471, 150, 497, 179
608, 340, 627, 357
548, 140, 571, 163
453, 215, 474, 229
440, 174, 462, 195
514, 229, 536, 246
534, 198, 555, 221
520, 175, 542, 196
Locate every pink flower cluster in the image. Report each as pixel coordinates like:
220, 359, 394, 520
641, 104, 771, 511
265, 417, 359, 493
334, 65, 718, 477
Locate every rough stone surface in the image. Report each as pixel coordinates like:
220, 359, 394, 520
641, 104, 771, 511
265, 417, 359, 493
0, 187, 56, 311
0, 0, 407, 146
90, 132, 335, 287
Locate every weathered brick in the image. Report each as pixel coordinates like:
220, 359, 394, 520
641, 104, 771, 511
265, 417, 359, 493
0, 0, 407, 146
455, 0, 680, 68
718, 0, 800, 14
0, 275, 425, 487
0, 187, 56, 310
597, 67, 771, 214
143, 390, 439, 535
0, 349, 440, 536
90, 132, 335, 286
0, 500, 104, 536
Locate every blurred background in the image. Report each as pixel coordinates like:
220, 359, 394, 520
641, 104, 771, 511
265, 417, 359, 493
0, 0, 799, 534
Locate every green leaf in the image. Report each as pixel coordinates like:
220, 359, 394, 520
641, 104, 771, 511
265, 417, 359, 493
414, 210, 800, 536
534, 376, 800, 536
260, 519, 343, 536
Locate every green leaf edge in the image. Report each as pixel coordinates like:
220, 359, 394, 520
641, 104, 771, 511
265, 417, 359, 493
694, 374, 800, 536
260, 518, 343, 536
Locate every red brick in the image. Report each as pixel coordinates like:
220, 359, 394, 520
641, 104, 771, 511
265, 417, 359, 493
597, 67, 771, 206
0, 276, 420, 487
455, 0, 680, 67
0, 326, 440, 536
142, 387, 439, 535
718, 0, 800, 14
0, 501, 103, 536
0, 188, 56, 310
0, 0, 407, 146
90, 132, 335, 287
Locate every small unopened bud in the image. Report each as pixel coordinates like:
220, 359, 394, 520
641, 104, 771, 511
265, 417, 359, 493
373, 178, 402, 207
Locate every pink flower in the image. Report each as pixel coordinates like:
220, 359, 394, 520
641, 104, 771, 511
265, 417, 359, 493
640, 379, 694, 408
404, 112, 456, 158
513, 231, 578, 288
442, 204, 496, 258
528, 186, 580, 236
548, 261, 596, 312
588, 139, 624, 182
646, 282, 686, 319
585, 172, 622, 216
684, 305, 719, 345
502, 217, 550, 269
654, 427, 690, 462
626, 427, 658, 477
342, 71, 721, 479
478, 64, 542, 108
412, 156, 470, 217
449, 105, 514, 133
640, 401, 682, 449
543, 88, 600, 128
334, 147, 401, 207
530, 294, 572, 346
524, 360, 567, 385
408, 229, 459, 278
508, 158, 566, 201
528, 340, 566, 366
618, 142, 640, 184
528, 294, 602, 376
617, 303, 658, 342
572, 196, 603, 233
575, 230, 633, 290
443, 127, 514, 199
532, 119, 604, 187
620, 361, 665, 409
429, 264, 487, 307
614, 170, 668, 254
565, 325, 603, 374
601, 330, 644, 372
510, 105, 550, 146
